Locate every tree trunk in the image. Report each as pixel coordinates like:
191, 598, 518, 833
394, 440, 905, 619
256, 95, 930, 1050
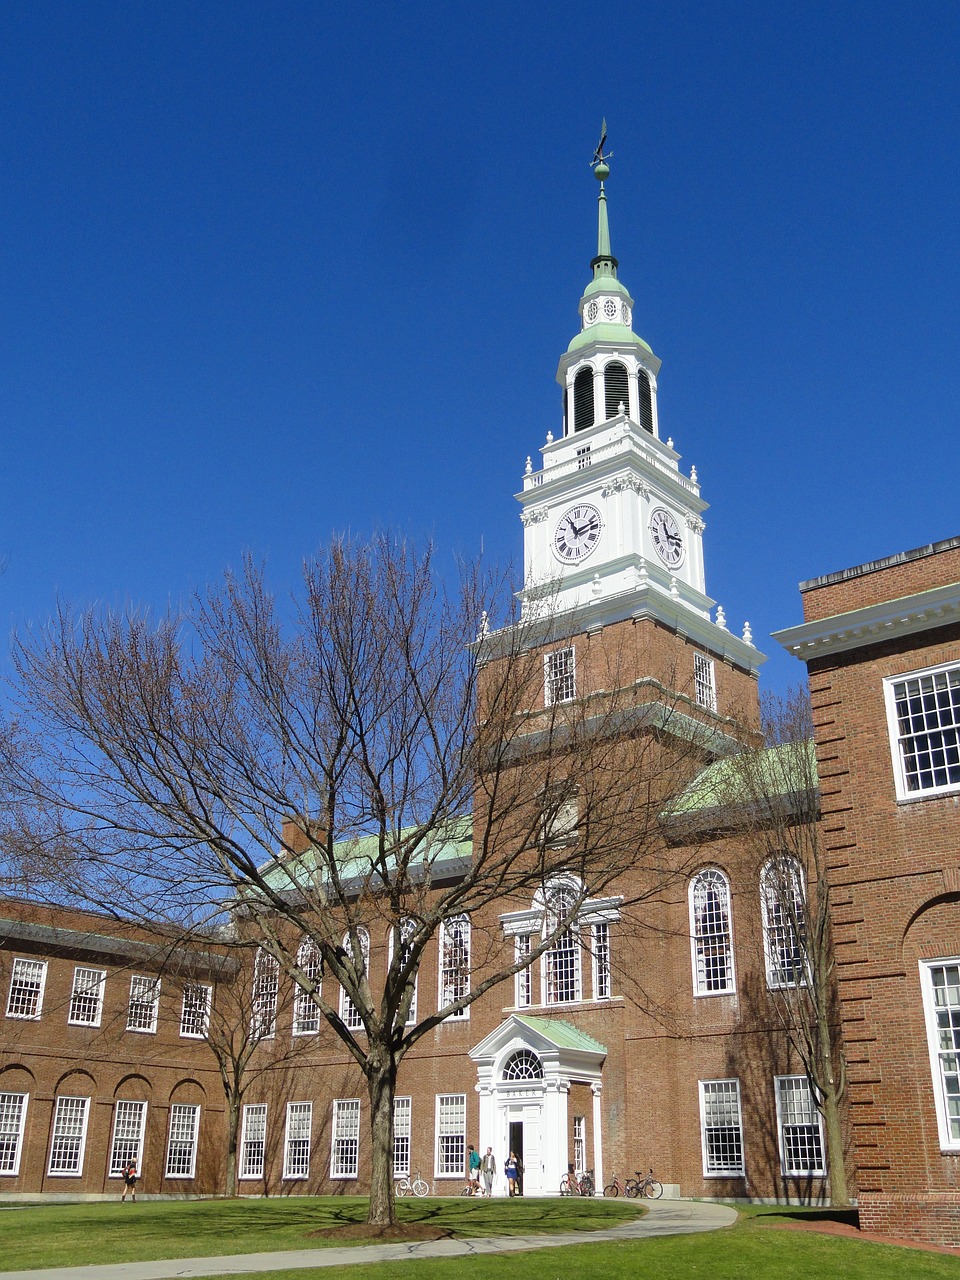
366, 1052, 397, 1226
820, 1083, 849, 1206
224, 1095, 240, 1198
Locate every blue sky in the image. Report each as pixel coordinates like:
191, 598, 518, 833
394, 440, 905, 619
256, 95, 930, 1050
1, 2, 958, 695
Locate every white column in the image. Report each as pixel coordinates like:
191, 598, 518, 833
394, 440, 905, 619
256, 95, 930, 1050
542, 1078, 569, 1195
591, 1082, 604, 1191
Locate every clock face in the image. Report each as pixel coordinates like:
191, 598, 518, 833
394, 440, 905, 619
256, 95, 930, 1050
650, 508, 684, 567
553, 504, 603, 564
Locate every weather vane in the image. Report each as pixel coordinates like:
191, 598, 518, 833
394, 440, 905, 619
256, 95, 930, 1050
591, 118, 612, 177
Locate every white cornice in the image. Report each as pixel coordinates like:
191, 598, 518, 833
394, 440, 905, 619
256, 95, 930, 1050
773, 582, 960, 661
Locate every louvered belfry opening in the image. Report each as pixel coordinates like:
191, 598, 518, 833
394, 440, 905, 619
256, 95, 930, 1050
604, 361, 629, 421
637, 369, 654, 434
573, 367, 595, 432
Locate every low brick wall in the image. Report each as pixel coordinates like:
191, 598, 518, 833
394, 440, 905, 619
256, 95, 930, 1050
858, 1193, 960, 1247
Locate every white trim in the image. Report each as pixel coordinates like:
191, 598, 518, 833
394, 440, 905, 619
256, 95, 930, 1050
774, 1075, 826, 1176
699, 1078, 744, 1177
126, 975, 160, 1034
0, 1092, 28, 1176
165, 1103, 200, 1179
393, 1096, 412, 1177
434, 1093, 466, 1179
292, 940, 322, 1036
339, 928, 370, 1033
884, 661, 960, 802
760, 857, 807, 990
438, 915, 470, 1019
67, 966, 106, 1027
179, 983, 211, 1038
689, 869, 736, 997
239, 1103, 267, 1179
330, 1098, 360, 1179
920, 958, 960, 1151
6, 957, 47, 1021
388, 922, 418, 1025
283, 1101, 312, 1180
47, 1096, 91, 1176
109, 1100, 147, 1177
774, 581, 960, 661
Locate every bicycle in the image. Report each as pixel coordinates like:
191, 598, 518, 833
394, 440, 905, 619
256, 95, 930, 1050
628, 1167, 663, 1199
603, 1173, 640, 1198
395, 1169, 429, 1197
560, 1167, 595, 1196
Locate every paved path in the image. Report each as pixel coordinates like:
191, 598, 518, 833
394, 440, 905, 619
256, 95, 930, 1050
4, 1199, 737, 1280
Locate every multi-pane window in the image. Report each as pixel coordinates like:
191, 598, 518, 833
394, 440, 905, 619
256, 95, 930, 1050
240, 1104, 267, 1179
502, 1050, 543, 1081
544, 648, 576, 707
690, 869, 735, 995
886, 663, 960, 799
127, 975, 160, 1033
439, 916, 470, 1017
920, 960, 960, 1149
165, 1103, 200, 1178
180, 984, 211, 1038
6, 958, 47, 1020
284, 1102, 312, 1179
390, 920, 418, 1025
393, 1097, 412, 1177
761, 857, 807, 989
436, 1094, 465, 1177
0, 1093, 28, 1175
330, 1099, 360, 1179
292, 940, 322, 1036
48, 1096, 90, 1176
593, 922, 611, 1000
339, 928, 370, 1032
694, 652, 717, 712
544, 884, 581, 1005
775, 1076, 825, 1175
515, 934, 533, 1008
109, 1100, 147, 1177
573, 1115, 586, 1175
67, 967, 106, 1027
699, 1079, 744, 1176
250, 950, 279, 1040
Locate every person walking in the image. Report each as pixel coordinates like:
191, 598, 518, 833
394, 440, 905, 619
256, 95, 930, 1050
481, 1146, 497, 1196
467, 1143, 481, 1194
504, 1150, 519, 1197
120, 1161, 138, 1202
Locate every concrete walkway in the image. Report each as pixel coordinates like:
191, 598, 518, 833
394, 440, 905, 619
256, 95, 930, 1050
5, 1199, 738, 1280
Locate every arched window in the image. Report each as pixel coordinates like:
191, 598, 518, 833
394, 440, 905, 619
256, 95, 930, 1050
502, 1049, 544, 1081
637, 370, 653, 434
573, 367, 595, 432
439, 915, 470, 1019
293, 938, 322, 1036
544, 881, 582, 1004
690, 869, 735, 995
339, 927, 369, 1032
760, 857, 807, 988
389, 919, 418, 1025
250, 949, 279, 1039
604, 361, 629, 421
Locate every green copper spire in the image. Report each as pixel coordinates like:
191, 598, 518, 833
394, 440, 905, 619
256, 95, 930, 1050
591, 119, 617, 281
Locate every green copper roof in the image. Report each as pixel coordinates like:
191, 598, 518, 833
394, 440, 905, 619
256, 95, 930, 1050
567, 323, 654, 356
260, 814, 473, 893
514, 1014, 607, 1054
667, 740, 819, 818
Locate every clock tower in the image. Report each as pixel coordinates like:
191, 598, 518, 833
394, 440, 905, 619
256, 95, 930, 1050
517, 143, 763, 694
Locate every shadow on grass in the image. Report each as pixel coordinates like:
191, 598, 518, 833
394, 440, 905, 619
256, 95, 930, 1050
754, 1207, 860, 1228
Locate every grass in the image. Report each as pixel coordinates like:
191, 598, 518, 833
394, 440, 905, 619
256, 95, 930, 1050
0, 1195, 642, 1270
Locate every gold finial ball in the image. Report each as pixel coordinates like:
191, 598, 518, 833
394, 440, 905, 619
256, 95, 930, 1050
593, 161, 610, 181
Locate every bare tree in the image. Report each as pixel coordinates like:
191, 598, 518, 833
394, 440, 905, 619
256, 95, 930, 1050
0, 536, 721, 1225
721, 689, 849, 1205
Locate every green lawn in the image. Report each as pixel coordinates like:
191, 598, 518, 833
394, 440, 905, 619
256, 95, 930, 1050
0, 1195, 641, 1270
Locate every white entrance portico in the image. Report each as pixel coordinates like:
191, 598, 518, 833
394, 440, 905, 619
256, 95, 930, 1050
469, 1014, 606, 1195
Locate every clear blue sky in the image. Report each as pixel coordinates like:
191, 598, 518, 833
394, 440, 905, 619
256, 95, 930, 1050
2, 2, 958, 695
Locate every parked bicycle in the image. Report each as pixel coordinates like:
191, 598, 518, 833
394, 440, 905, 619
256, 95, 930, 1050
628, 1167, 663, 1199
603, 1173, 640, 1197
395, 1169, 429, 1197
560, 1166, 595, 1196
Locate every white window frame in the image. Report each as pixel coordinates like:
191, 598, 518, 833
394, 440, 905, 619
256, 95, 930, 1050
66, 966, 106, 1028
0, 1093, 28, 1176
250, 950, 279, 1040
179, 983, 212, 1038
544, 647, 576, 707
6, 958, 47, 1021
920, 958, 960, 1151
126, 975, 160, 1033
435, 1093, 466, 1179
884, 661, 960, 801
339, 928, 370, 1033
330, 1099, 360, 1179
393, 1096, 412, 1177
292, 940, 322, 1036
760, 857, 807, 989
109, 1100, 148, 1177
165, 1103, 200, 1179
592, 921, 611, 1000
694, 652, 717, 712
389, 921, 418, 1025
689, 868, 736, 996
573, 1114, 586, 1175
514, 934, 533, 1008
283, 1101, 312, 1180
239, 1103, 267, 1180
439, 915, 470, 1019
774, 1075, 826, 1176
699, 1079, 744, 1177
543, 882, 582, 1006
47, 1096, 91, 1176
